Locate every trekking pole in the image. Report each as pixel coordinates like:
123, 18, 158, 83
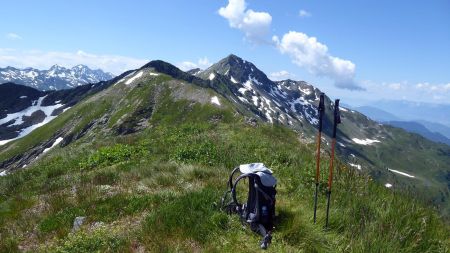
325, 99, 341, 228
313, 93, 325, 223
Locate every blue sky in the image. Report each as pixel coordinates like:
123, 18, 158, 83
1, 0, 449, 105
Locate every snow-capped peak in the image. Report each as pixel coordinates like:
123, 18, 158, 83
0, 65, 115, 91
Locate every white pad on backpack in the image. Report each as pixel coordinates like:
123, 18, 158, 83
240, 163, 277, 187
239, 163, 272, 174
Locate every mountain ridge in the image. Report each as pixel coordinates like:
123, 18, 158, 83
355, 106, 450, 145
0, 65, 115, 90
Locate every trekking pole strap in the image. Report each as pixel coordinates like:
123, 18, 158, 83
315, 93, 325, 183
332, 99, 341, 138
318, 93, 325, 132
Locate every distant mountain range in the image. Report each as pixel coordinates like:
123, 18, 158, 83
355, 106, 400, 122
366, 100, 450, 127
385, 121, 450, 146
356, 105, 450, 145
0, 65, 115, 90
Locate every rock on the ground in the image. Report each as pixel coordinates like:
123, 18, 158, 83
72, 216, 86, 232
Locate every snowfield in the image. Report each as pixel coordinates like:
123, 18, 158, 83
208, 73, 215, 80
0, 96, 64, 146
299, 87, 312, 95
238, 88, 247, 95
385, 183, 393, 188
125, 71, 143, 85
352, 138, 381, 145
116, 71, 136, 85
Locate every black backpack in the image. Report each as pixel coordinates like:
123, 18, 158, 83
221, 163, 277, 249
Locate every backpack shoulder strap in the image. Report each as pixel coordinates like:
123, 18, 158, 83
228, 167, 240, 190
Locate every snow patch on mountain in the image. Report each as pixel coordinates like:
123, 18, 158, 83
211, 96, 221, 106
251, 96, 259, 106
116, 71, 136, 85
43, 137, 64, 154
388, 168, 415, 178
299, 86, 312, 95
238, 96, 249, 103
0, 96, 65, 146
0, 96, 63, 126
352, 138, 381, 145
126, 71, 143, 85
348, 163, 362, 170
243, 79, 253, 90
209, 73, 216, 80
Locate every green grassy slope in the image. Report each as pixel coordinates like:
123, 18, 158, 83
0, 70, 449, 252
336, 109, 450, 217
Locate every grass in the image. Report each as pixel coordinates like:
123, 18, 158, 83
0, 75, 448, 252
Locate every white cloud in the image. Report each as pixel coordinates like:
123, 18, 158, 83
383, 81, 408, 90
269, 70, 294, 80
388, 83, 402, 90
273, 31, 362, 90
445, 83, 450, 91
218, 0, 272, 43
6, 33, 22, 40
361, 79, 450, 103
0, 48, 148, 75
198, 57, 210, 67
299, 10, 311, 18
177, 57, 212, 71
415, 82, 450, 92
